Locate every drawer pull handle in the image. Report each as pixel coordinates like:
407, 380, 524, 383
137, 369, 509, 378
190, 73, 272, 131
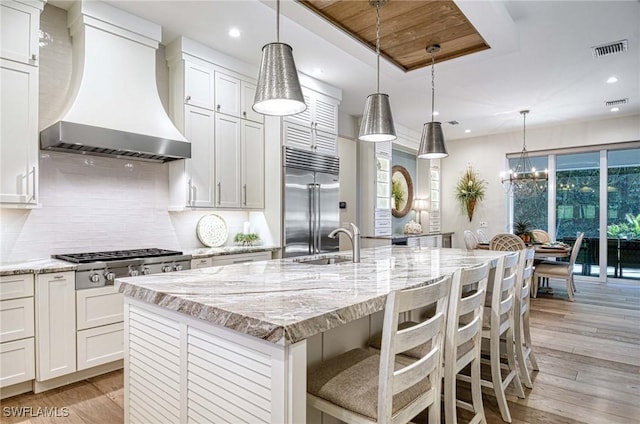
53, 275, 64, 280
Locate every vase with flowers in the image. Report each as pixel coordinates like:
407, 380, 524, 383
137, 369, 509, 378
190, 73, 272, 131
455, 166, 487, 222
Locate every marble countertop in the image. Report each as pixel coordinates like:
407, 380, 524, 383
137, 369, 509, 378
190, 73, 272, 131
116, 246, 505, 345
0, 258, 77, 276
187, 245, 281, 259
363, 232, 454, 240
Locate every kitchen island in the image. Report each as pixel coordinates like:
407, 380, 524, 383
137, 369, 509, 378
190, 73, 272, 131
116, 246, 505, 424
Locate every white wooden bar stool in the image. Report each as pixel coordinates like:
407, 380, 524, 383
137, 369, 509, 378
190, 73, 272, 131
307, 275, 451, 423
514, 247, 539, 388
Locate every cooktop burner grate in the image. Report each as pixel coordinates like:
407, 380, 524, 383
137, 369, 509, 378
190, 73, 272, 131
54, 248, 183, 264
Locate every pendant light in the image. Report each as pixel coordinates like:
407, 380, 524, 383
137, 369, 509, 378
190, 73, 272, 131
418, 44, 448, 159
253, 0, 306, 116
358, 0, 396, 142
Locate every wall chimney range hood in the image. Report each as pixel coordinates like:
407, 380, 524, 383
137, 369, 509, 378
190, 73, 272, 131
40, 1, 190, 162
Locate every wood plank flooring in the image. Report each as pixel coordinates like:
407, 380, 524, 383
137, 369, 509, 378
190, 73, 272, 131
1, 279, 638, 424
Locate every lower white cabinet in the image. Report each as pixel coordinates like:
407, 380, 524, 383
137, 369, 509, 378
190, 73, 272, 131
0, 297, 34, 343
76, 286, 124, 370
406, 235, 442, 248
35, 271, 76, 381
211, 251, 271, 266
77, 322, 124, 371
0, 338, 34, 387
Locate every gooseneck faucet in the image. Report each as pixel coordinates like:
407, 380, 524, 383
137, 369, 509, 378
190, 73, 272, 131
328, 223, 361, 263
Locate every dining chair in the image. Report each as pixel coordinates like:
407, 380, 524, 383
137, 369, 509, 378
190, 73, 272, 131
476, 229, 490, 243
533, 232, 584, 301
490, 233, 526, 251
514, 247, 538, 388
307, 275, 451, 423
475, 252, 524, 423
464, 230, 479, 250
531, 229, 550, 243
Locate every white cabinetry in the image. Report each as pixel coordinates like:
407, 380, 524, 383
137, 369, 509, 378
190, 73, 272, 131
406, 235, 442, 247
35, 272, 76, 381
358, 141, 393, 237
0, 0, 43, 207
0, 274, 35, 389
429, 159, 441, 233
283, 87, 339, 155
190, 251, 272, 269
168, 38, 265, 210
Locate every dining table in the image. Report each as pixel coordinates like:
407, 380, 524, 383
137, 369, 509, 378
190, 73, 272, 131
476, 242, 572, 259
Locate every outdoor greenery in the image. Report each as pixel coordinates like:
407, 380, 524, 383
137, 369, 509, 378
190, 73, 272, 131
607, 213, 640, 239
455, 167, 486, 222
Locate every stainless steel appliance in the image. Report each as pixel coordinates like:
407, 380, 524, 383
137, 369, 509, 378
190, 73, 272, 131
283, 147, 340, 258
54, 248, 191, 290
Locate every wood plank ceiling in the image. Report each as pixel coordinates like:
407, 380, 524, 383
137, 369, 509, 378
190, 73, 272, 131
297, 0, 489, 72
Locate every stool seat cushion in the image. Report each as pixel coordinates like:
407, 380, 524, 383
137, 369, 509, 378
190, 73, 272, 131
307, 348, 431, 420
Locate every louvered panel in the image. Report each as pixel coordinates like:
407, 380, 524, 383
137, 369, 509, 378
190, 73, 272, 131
313, 95, 337, 134
188, 400, 225, 424
285, 91, 312, 127
283, 121, 313, 150
314, 129, 338, 156
187, 326, 272, 424
128, 305, 181, 424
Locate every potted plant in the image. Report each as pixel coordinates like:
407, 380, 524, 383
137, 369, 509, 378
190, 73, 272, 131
234, 232, 260, 246
455, 167, 487, 222
514, 219, 534, 243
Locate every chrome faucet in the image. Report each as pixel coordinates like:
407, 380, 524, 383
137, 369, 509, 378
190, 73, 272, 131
328, 223, 361, 263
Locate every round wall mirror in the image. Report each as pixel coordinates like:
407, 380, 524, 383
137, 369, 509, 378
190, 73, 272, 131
391, 165, 414, 218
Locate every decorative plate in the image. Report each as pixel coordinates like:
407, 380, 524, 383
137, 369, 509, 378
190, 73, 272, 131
196, 214, 228, 247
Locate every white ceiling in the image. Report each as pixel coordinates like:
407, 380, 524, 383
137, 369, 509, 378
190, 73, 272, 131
72, 1, 640, 142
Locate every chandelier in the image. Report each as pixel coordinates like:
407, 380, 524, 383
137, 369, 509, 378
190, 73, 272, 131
501, 110, 548, 193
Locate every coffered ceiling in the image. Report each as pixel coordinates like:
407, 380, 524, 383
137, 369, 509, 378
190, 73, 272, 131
297, 0, 489, 71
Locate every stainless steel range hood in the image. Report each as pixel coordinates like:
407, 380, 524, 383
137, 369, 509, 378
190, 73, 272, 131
40, 1, 190, 162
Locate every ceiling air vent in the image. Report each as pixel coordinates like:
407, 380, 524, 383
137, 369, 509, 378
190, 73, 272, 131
447, 120, 459, 125
592, 39, 627, 57
605, 98, 629, 107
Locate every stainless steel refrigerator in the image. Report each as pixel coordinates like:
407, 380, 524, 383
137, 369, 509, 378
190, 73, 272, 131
283, 147, 340, 258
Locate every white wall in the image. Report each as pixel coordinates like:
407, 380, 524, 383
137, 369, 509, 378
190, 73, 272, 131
442, 114, 640, 248
338, 136, 357, 251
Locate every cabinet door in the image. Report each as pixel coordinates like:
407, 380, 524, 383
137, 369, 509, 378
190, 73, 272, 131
282, 88, 312, 128
76, 287, 124, 330
214, 114, 241, 208
240, 81, 263, 123
184, 61, 214, 110
242, 121, 264, 209
214, 71, 241, 117
313, 129, 338, 156
0, 338, 34, 387
313, 92, 339, 135
0, 1, 40, 65
184, 105, 215, 208
36, 272, 76, 381
76, 322, 124, 371
0, 60, 38, 205
283, 121, 313, 151
0, 297, 34, 343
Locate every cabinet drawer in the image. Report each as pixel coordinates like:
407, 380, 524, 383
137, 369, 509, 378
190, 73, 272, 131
76, 287, 124, 330
77, 323, 124, 371
375, 210, 391, 220
0, 274, 34, 301
0, 297, 34, 343
191, 257, 213, 269
375, 227, 392, 236
211, 251, 271, 266
375, 219, 391, 228
0, 338, 34, 387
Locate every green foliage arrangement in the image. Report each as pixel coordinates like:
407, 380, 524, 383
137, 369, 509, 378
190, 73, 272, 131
234, 232, 260, 246
607, 213, 640, 239
455, 167, 487, 222
391, 178, 404, 210
514, 219, 534, 242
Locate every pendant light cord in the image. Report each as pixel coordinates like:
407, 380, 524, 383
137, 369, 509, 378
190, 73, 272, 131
522, 111, 527, 150
375, 4, 381, 93
276, 0, 280, 42
430, 52, 436, 123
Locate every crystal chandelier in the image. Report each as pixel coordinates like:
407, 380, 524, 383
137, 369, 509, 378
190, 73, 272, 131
501, 110, 548, 192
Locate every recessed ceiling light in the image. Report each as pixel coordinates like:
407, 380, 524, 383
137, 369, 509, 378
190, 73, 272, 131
228, 28, 241, 38
432, 111, 439, 116
465, 129, 471, 133
607, 76, 618, 84
611, 107, 620, 112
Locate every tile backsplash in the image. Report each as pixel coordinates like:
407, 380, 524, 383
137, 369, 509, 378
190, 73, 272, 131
0, 152, 272, 262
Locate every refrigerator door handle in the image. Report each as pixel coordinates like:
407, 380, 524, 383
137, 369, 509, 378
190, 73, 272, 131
308, 183, 315, 255
315, 183, 321, 254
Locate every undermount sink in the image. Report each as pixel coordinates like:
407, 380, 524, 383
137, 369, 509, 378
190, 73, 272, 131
294, 256, 352, 265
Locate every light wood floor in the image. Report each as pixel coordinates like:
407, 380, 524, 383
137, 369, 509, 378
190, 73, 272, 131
2, 279, 639, 424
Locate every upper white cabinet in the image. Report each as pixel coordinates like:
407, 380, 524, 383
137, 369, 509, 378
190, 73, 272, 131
0, 0, 42, 65
167, 38, 265, 210
283, 87, 339, 155
0, 0, 44, 207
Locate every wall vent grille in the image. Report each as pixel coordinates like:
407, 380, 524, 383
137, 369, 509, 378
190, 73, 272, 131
605, 98, 629, 107
592, 40, 628, 57
447, 120, 459, 125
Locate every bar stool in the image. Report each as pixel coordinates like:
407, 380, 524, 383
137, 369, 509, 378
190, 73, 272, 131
514, 247, 539, 388
307, 275, 451, 423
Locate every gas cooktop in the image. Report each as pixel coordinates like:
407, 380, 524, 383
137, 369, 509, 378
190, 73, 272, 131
54, 248, 184, 264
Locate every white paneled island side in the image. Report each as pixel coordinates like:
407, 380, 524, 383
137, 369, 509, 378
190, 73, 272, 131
116, 247, 505, 423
